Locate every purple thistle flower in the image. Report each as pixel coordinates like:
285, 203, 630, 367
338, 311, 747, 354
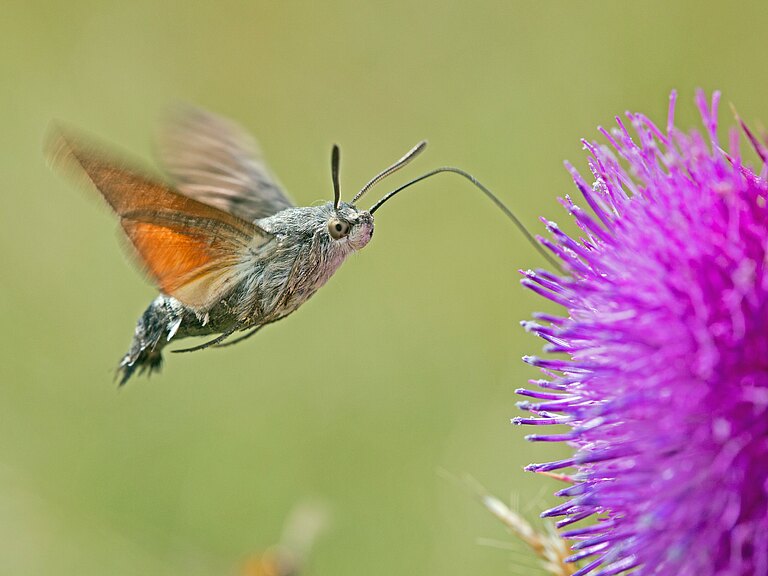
516, 91, 768, 576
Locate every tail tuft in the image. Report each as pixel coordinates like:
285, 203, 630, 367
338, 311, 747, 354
116, 296, 178, 386
117, 349, 163, 386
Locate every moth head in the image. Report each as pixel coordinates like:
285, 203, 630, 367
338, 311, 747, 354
325, 202, 373, 251
322, 141, 426, 250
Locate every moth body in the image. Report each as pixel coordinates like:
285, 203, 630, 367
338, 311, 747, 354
120, 202, 373, 383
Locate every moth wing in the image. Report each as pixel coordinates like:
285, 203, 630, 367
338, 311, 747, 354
157, 106, 294, 222
47, 127, 269, 312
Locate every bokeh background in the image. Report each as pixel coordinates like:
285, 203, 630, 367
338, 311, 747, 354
2, 2, 768, 575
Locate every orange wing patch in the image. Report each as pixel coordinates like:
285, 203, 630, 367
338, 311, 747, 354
120, 213, 256, 310
47, 127, 271, 311
123, 221, 238, 306
128, 222, 213, 286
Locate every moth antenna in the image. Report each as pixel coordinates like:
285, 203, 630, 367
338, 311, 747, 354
351, 141, 427, 204
369, 167, 562, 271
331, 144, 341, 210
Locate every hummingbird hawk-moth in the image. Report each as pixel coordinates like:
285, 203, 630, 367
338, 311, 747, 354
47, 107, 555, 385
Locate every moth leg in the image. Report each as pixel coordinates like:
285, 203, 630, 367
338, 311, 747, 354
212, 325, 264, 348
171, 327, 239, 353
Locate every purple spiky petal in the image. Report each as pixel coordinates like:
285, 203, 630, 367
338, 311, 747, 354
518, 91, 768, 576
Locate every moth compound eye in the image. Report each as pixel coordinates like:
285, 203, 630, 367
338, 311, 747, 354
328, 218, 351, 239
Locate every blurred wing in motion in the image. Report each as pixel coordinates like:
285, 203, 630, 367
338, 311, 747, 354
47, 127, 270, 312
158, 106, 294, 222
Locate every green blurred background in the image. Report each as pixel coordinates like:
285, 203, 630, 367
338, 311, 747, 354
2, 2, 768, 574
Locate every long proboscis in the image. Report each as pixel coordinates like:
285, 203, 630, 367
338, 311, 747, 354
369, 167, 561, 271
